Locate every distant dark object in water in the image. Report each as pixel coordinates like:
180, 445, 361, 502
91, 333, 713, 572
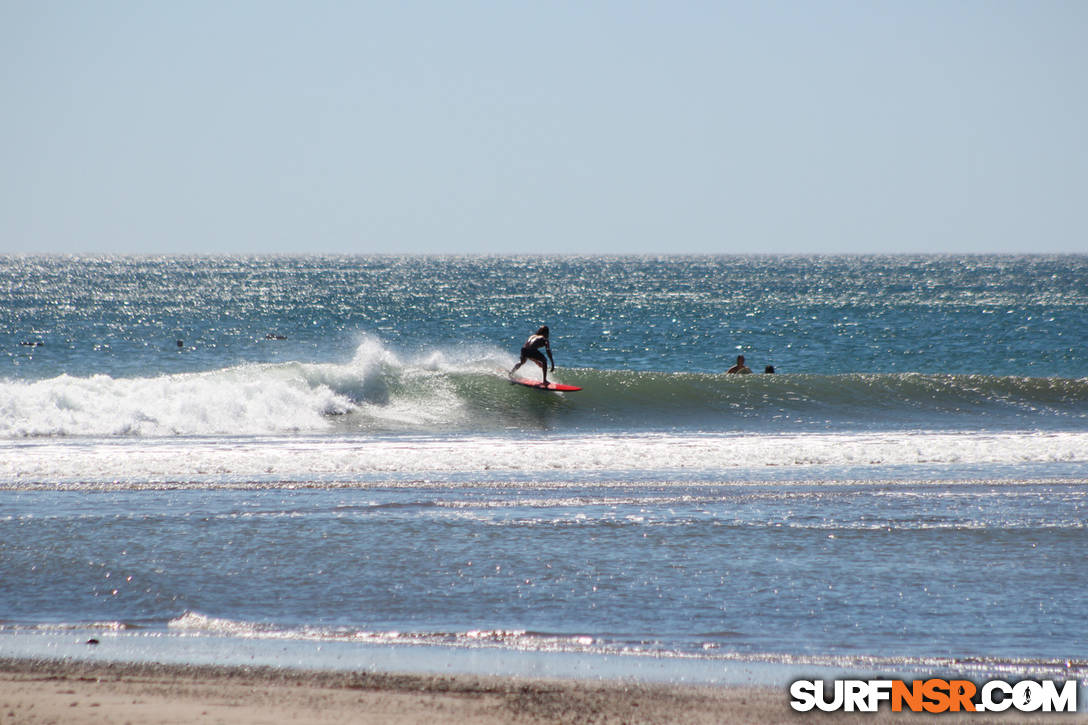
764, 365, 775, 374
20, 341, 43, 347
86, 638, 99, 645
265, 334, 287, 340
176, 340, 184, 348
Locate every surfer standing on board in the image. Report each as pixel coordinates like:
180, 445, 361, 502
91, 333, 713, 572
510, 326, 555, 385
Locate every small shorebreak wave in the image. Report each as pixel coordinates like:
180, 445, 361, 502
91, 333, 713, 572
6, 613, 1085, 686
2, 339, 1087, 438
160, 610, 1088, 684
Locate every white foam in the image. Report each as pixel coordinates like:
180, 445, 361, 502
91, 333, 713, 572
0, 338, 503, 438
2, 430, 1086, 486
0, 368, 347, 437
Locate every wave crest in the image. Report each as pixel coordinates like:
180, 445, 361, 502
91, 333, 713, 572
3, 339, 1087, 438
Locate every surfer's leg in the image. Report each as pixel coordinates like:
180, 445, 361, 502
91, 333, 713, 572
510, 352, 528, 377
522, 349, 547, 383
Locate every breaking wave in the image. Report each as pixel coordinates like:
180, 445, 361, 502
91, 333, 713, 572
3, 339, 1087, 438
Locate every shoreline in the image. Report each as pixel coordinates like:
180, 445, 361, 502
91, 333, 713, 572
0, 657, 785, 724
2, 657, 1085, 724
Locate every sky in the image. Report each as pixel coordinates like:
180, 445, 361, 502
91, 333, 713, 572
1, 0, 1085, 255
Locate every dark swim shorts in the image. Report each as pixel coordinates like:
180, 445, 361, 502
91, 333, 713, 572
521, 345, 546, 364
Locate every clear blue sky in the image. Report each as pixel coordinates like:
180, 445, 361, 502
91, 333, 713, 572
2, 1, 1085, 255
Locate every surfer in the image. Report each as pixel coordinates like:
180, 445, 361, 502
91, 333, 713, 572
510, 326, 555, 385
727, 355, 752, 374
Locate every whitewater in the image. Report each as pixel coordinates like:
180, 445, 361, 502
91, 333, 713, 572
2, 255, 1087, 689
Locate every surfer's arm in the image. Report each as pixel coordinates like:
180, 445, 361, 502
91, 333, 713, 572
545, 340, 555, 370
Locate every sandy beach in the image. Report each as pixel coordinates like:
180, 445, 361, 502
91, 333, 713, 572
0, 658, 1083, 724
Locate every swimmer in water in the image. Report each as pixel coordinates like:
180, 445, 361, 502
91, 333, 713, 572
727, 355, 752, 374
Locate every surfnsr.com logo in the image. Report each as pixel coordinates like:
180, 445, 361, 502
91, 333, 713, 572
790, 679, 1079, 714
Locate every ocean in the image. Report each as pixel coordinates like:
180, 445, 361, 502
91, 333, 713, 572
2, 255, 1086, 687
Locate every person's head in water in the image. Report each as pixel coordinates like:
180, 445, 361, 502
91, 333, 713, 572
727, 354, 751, 374
764, 365, 775, 374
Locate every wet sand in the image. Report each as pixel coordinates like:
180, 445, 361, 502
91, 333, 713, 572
1, 658, 1083, 724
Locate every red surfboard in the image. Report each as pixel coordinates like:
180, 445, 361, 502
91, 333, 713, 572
509, 375, 582, 392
